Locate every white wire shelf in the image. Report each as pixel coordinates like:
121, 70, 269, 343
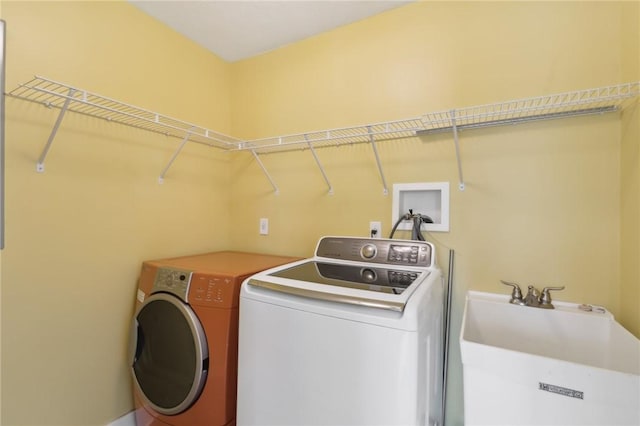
236, 118, 426, 154
235, 82, 638, 193
8, 76, 242, 149
420, 83, 638, 133
237, 82, 639, 154
7, 76, 639, 190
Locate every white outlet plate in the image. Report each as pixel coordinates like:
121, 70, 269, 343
259, 218, 269, 235
369, 221, 382, 239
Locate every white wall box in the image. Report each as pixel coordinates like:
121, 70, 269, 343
392, 182, 450, 232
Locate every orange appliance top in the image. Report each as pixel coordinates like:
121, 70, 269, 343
145, 250, 301, 277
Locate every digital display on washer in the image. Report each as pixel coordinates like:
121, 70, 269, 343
268, 261, 422, 294
388, 244, 420, 264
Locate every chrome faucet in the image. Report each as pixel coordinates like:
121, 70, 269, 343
500, 280, 565, 309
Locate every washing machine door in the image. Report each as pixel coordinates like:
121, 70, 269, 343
131, 292, 209, 415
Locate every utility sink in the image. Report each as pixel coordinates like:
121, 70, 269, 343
460, 291, 640, 426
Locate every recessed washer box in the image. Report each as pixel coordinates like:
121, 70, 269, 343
392, 182, 450, 232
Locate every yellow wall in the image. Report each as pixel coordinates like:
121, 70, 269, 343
620, 1, 640, 340
1, 1, 232, 425
0, 1, 637, 426
229, 2, 634, 425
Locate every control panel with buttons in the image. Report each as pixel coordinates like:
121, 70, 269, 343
316, 237, 433, 267
152, 267, 241, 308
388, 270, 420, 286
152, 267, 193, 302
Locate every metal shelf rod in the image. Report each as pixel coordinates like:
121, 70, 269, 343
158, 131, 192, 184
36, 88, 75, 173
451, 110, 465, 191
251, 150, 279, 195
368, 126, 388, 196
305, 134, 334, 195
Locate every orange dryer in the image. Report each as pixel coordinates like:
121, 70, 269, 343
131, 251, 299, 426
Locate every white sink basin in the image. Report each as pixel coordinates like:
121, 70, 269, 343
460, 291, 640, 426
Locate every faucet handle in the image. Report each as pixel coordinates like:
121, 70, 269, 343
500, 280, 524, 305
539, 286, 565, 308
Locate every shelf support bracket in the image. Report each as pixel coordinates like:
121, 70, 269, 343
367, 126, 388, 195
304, 134, 333, 195
36, 88, 76, 173
158, 131, 192, 184
251, 150, 279, 195
451, 110, 465, 191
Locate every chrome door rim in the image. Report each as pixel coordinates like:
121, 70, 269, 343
131, 292, 209, 415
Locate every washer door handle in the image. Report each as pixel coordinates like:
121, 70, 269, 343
247, 278, 406, 312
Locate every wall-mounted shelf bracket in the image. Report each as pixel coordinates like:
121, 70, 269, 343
36, 87, 75, 173
450, 110, 465, 191
251, 150, 279, 195
8, 76, 243, 177
368, 126, 388, 195
304, 134, 333, 195
158, 130, 192, 184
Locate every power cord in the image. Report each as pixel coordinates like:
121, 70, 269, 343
389, 209, 433, 241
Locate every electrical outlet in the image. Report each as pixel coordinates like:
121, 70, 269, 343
369, 221, 382, 239
259, 218, 269, 235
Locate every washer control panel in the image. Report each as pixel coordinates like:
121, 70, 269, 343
152, 267, 193, 302
316, 237, 433, 267
388, 270, 420, 286
388, 244, 421, 264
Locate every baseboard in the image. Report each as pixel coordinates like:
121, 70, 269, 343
106, 411, 135, 426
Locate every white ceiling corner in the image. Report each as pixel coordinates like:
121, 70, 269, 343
128, 0, 413, 62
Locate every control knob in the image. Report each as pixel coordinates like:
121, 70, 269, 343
361, 268, 377, 283
360, 244, 377, 259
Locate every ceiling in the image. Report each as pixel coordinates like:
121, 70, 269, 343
128, 0, 412, 62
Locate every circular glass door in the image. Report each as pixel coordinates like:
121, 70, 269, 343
132, 293, 209, 415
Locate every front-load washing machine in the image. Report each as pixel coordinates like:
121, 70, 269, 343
130, 251, 299, 426
237, 236, 445, 426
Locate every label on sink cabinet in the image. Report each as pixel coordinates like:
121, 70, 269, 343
539, 382, 584, 400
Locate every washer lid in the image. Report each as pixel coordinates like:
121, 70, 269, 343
269, 260, 420, 295
248, 260, 431, 312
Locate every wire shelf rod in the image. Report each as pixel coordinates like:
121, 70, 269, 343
367, 126, 389, 196
36, 87, 74, 173
305, 134, 334, 195
450, 110, 465, 191
251, 150, 279, 195
158, 131, 192, 184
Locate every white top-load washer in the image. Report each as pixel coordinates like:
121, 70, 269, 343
237, 236, 444, 426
